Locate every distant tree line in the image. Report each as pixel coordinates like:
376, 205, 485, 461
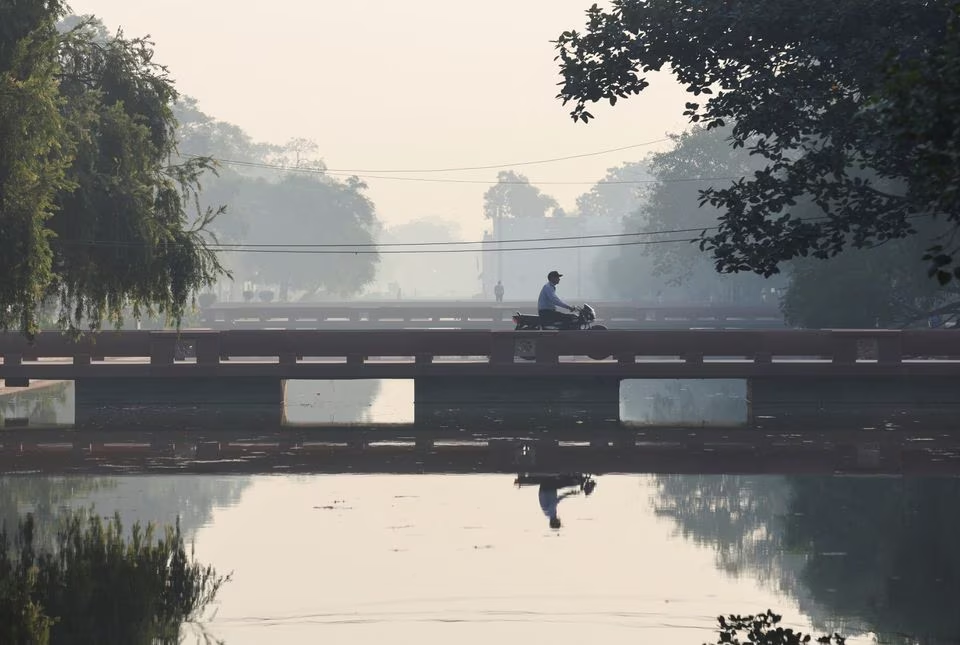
173, 100, 381, 301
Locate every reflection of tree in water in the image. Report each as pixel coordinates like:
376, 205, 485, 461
785, 477, 960, 644
77, 476, 251, 539
0, 475, 251, 547
654, 474, 960, 644
0, 381, 72, 426
284, 379, 383, 424
653, 475, 801, 586
622, 380, 746, 425
0, 476, 115, 549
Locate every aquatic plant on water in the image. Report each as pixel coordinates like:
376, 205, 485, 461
0, 510, 230, 645
707, 610, 846, 645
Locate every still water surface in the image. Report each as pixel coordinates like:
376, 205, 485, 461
7, 472, 956, 644
3, 381, 958, 643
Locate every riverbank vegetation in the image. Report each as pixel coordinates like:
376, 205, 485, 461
0, 509, 228, 645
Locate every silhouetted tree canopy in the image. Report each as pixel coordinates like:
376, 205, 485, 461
482, 171, 558, 219
173, 103, 381, 298
556, 0, 960, 282
604, 126, 774, 302
574, 161, 650, 219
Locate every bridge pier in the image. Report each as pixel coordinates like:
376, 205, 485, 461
748, 376, 960, 425
414, 376, 621, 427
74, 377, 285, 430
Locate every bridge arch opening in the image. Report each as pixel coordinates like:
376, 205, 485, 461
284, 379, 413, 426
620, 379, 748, 427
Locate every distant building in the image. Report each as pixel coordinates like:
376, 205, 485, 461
481, 214, 621, 302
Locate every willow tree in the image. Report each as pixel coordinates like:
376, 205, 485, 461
0, 4, 226, 336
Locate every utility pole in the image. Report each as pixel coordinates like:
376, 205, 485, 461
496, 203, 504, 286
577, 217, 583, 298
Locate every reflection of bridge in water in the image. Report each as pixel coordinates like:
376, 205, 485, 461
3, 427, 960, 476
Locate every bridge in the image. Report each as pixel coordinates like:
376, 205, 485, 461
199, 300, 785, 329
2, 328, 959, 427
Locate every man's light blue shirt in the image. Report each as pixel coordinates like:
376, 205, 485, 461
538, 282, 571, 311
539, 487, 559, 518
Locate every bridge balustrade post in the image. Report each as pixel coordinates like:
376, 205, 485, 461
877, 333, 904, 364
194, 333, 222, 366
149, 335, 176, 365
830, 334, 858, 363
489, 333, 515, 364
2, 353, 28, 387
753, 335, 773, 364
535, 334, 559, 364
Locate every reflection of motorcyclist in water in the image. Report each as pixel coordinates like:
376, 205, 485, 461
538, 485, 579, 529
515, 473, 597, 530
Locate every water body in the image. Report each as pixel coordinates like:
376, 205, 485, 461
3, 382, 959, 643
3, 472, 957, 644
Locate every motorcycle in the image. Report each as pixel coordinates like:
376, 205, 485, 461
511, 303, 607, 331
514, 473, 597, 496
511, 304, 609, 360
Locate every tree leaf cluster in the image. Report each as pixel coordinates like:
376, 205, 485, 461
1, 6, 228, 337
555, 0, 960, 281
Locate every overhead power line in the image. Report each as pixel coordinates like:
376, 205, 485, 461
57, 223, 715, 250
56, 236, 700, 255
53, 216, 834, 254
208, 156, 739, 186
194, 138, 671, 175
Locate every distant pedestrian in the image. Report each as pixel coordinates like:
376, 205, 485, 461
494, 280, 505, 303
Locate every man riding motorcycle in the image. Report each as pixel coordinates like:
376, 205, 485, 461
538, 270, 578, 327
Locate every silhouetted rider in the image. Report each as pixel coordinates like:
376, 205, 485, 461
515, 473, 597, 530
538, 270, 577, 327
538, 483, 580, 529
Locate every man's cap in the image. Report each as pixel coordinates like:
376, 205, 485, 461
548, 270, 563, 280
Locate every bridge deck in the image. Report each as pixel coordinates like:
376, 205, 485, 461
200, 301, 785, 329
3, 328, 960, 380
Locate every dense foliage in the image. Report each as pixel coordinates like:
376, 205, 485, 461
1, 4, 227, 336
555, 0, 960, 282
0, 510, 228, 645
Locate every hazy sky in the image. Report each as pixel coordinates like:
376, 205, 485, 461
70, 0, 691, 239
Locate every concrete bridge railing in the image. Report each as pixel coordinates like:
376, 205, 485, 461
1, 328, 959, 379
3, 329, 960, 429
199, 301, 785, 329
